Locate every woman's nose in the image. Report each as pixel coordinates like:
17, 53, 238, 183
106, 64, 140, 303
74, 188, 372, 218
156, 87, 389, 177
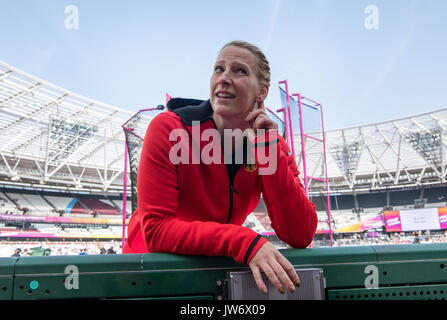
218, 71, 232, 85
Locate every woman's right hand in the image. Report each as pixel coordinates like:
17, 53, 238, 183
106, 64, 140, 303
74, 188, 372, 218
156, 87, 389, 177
243, 100, 278, 143
248, 241, 300, 295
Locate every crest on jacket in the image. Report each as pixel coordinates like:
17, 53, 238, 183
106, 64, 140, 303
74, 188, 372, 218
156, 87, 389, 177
244, 162, 257, 172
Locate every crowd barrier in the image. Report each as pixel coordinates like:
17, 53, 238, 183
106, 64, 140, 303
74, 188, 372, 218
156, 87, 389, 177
1, 243, 446, 300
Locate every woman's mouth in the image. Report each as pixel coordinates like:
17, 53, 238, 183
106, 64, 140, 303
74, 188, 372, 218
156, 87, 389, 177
215, 91, 235, 99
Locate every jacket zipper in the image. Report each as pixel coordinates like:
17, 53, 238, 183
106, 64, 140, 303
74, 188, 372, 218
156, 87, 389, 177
226, 184, 233, 224
226, 175, 239, 224
210, 117, 240, 224
224, 138, 241, 223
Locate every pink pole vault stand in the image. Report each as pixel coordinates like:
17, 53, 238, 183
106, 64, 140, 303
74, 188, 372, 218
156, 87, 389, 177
293, 93, 333, 247
275, 106, 288, 144
278, 80, 295, 157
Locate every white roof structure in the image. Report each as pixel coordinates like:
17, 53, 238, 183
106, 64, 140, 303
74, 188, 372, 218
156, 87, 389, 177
1, 60, 445, 196
299, 107, 447, 194
0, 61, 155, 193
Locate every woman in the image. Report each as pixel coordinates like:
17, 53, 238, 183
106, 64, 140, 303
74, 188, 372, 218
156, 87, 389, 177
124, 41, 318, 295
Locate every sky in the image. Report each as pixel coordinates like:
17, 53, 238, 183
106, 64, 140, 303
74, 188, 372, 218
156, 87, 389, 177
0, 0, 446, 131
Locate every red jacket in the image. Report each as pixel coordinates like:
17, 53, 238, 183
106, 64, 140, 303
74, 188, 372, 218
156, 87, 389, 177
124, 98, 317, 264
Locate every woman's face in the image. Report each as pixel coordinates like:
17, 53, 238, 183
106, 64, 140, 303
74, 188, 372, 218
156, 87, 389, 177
210, 46, 267, 122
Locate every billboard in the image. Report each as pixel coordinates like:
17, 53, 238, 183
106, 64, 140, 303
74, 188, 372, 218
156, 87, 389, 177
384, 207, 447, 232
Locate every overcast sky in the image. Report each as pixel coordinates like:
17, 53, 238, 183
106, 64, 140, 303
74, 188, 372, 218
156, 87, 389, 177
1, 0, 446, 130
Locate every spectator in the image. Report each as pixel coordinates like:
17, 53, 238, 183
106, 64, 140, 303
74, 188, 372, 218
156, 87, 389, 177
413, 231, 421, 244
107, 246, 116, 254
98, 244, 106, 255
11, 248, 21, 257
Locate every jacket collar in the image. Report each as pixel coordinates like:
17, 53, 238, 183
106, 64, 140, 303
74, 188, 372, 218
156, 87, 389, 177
167, 98, 252, 165
167, 98, 213, 126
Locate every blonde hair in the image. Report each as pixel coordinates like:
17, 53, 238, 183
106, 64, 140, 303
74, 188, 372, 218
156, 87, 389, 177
220, 41, 271, 85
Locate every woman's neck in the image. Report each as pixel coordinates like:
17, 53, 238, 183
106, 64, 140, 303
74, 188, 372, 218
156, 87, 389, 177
213, 113, 249, 154
212, 113, 250, 136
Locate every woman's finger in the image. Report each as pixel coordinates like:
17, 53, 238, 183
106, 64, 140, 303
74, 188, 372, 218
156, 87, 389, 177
276, 252, 300, 287
269, 257, 296, 293
250, 264, 268, 294
254, 114, 277, 131
245, 107, 277, 132
261, 263, 285, 294
244, 108, 266, 122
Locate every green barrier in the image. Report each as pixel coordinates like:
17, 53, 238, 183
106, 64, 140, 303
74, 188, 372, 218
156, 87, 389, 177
0, 257, 17, 300
2, 243, 447, 300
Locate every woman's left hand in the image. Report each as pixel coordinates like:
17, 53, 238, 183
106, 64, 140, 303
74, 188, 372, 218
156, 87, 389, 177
248, 241, 300, 295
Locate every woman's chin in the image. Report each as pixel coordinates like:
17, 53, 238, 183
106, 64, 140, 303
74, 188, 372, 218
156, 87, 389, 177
213, 108, 241, 119
212, 102, 233, 114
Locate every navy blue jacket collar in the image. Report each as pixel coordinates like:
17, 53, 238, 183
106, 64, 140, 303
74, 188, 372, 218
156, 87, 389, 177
167, 98, 213, 126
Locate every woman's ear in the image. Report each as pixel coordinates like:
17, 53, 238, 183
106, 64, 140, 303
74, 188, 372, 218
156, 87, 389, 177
257, 83, 269, 102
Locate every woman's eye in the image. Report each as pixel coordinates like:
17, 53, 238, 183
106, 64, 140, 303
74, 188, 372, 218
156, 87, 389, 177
237, 68, 247, 75
214, 66, 224, 72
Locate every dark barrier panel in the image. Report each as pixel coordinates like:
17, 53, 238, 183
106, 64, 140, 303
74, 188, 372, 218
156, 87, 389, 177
0, 257, 17, 300
2, 243, 447, 300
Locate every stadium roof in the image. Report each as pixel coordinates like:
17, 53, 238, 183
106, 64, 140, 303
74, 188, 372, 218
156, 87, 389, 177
0, 61, 156, 193
0, 60, 445, 195
300, 107, 447, 194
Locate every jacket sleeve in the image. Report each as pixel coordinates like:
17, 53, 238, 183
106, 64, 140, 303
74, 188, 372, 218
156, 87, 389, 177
137, 113, 267, 264
250, 130, 318, 248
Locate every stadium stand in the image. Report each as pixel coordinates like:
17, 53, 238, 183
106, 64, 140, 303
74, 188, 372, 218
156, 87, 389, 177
0, 194, 18, 214
0, 60, 446, 257
43, 195, 73, 215
79, 198, 118, 215
70, 198, 89, 215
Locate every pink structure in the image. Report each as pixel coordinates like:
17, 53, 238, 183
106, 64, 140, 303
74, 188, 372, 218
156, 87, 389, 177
278, 80, 333, 246
278, 81, 295, 157
294, 93, 333, 246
